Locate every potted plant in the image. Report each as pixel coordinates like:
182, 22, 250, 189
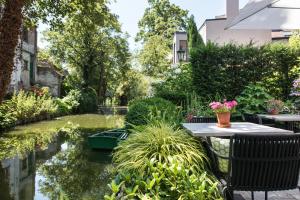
266, 99, 284, 115
209, 100, 238, 128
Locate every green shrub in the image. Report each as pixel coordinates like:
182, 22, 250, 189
107, 123, 222, 199
113, 123, 208, 173
56, 89, 81, 115
77, 87, 98, 113
236, 83, 272, 114
153, 63, 193, 106
0, 104, 16, 133
190, 42, 300, 100
125, 97, 181, 127
105, 158, 222, 200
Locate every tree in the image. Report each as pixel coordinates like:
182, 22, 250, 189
0, 0, 25, 102
44, 0, 131, 104
0, 0, 109, 102
116, 69, 150, 106
136, 0, 188, 45
187, 15, 204, 52
138, 35, 171, 77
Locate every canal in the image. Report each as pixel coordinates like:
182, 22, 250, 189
0, 114, 124, 200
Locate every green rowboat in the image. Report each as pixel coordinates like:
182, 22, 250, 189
88, 128, 128, 150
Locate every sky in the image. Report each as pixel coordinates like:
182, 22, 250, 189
38, 0, 249, 50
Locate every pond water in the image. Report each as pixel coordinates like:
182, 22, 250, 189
0, 114, 124, 200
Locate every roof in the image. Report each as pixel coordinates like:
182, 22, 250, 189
199, 18, 227, 30
37, 60, 65, 77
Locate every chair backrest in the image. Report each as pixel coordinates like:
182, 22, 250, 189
228, 134, 300, 191
190, 116, 217, 123
243, 114, 260, 124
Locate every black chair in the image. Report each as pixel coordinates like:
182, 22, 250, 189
189, 116, 217, 123
212, 134, 300, 200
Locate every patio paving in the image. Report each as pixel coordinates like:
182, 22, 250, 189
235, 176, 300, 200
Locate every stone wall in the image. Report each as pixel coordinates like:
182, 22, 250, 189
36, 66, 62, 97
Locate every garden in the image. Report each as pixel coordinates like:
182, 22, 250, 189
1, 0, 300, 200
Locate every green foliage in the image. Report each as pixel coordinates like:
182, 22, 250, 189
153, 63, 193, 105
185, 92, 215, 117
136, 0, 188, 44
77, 87, 98, 113
113, 123, 208, 173
191, 42, 300, 100
191, 42, 270, 100
138, 35, 171, 77
107, 123, 222, 199
0, 104, 17, 133
289, 30, 300, 50
236, 84, 272, 114
105, 157, 222, 200
55, 89, 81, 115
57, 88, 98, 114
187, 15, 204, 52
125, 98, 180, 127
44, 0, 131, 104
5, 90, 58, 122
116, 70, 150, 106
263, 43, 300, 100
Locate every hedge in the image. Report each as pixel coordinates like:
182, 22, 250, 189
190, 42, 300, 100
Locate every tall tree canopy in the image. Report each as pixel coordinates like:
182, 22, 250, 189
187, 15, 204, 52
136, 0, 188, 78
0, 0, 113, 102
136, 0, 188, 44
44, 0, 131, 104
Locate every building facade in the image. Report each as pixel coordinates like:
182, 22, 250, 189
9, 26, 38, 93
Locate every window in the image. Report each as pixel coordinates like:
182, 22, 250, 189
23, 60, 29, 71
179, 40, 187, 50
22, 27, 29, 43
21, 158, 27, 170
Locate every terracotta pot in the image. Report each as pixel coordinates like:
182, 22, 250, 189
269, 109, 279, 115
216, 112, 231, 128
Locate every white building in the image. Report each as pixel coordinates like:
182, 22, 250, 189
172, 0, 282, 64
199, 0, 272, 46
172, 31, 188, 64
9, 26, 38, 93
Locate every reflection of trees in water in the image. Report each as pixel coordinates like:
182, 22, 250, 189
0, 163, 13, 200
38, 139, 112, 200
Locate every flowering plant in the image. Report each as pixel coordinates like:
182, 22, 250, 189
266, 99, 284, 114
291, 78, 300, 96
209, 100, 238, 113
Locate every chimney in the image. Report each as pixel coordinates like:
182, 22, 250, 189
226, 0, 239, 22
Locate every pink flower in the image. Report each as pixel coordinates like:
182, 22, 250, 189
209, 102, 223, 110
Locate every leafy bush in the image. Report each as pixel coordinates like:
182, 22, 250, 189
113, 123, 208, 173
185, 92, 215, 118
56, 89, 81, 115
105, 158, 222, 200
125, 97, 181, 127
0, 104, 16, 133
236, 84, 272, 114
190, 42, 300, 100
107, 123, 222, 199
153, 63, 193, 105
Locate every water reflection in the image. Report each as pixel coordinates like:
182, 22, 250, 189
0, 136, 112, 200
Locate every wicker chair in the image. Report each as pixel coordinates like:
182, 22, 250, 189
212, 134, 300, 200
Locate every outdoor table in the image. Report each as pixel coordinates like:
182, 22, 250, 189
182, 122, 293, 137
257, 114, 300, 131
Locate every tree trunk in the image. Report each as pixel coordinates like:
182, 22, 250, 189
0, 0, 25, 102
98, 62, 107, 105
